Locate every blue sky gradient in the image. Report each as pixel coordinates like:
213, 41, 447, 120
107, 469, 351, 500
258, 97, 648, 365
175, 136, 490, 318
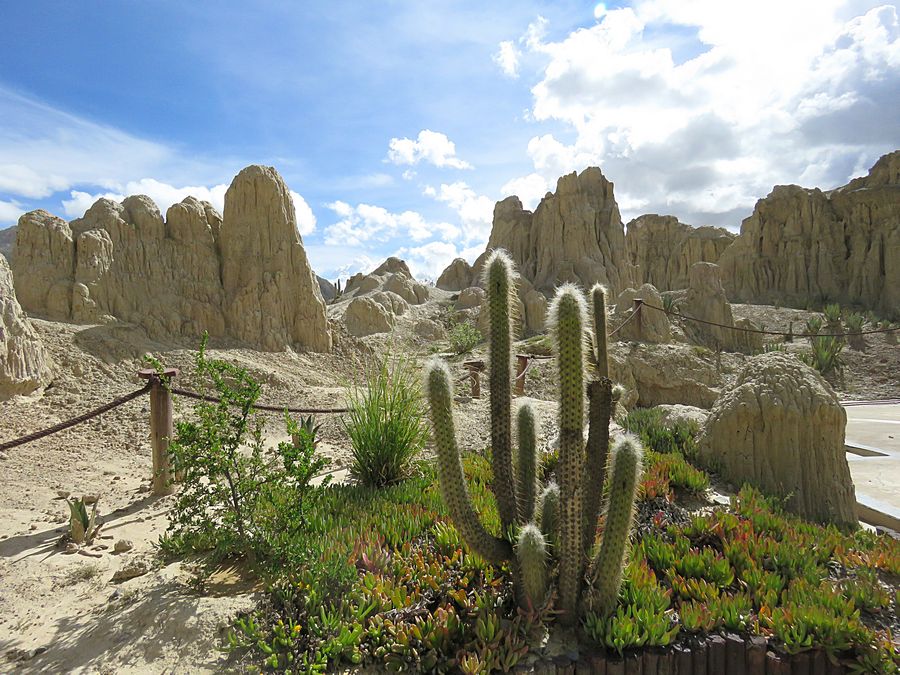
1, 1, 897, 280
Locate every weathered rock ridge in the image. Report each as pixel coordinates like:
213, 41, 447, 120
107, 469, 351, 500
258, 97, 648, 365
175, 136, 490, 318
13, 165, 330, 352
1, 253, 50, 399
439, 167, 637, 332
626, 215, 734, 291
719, 151, 900, 318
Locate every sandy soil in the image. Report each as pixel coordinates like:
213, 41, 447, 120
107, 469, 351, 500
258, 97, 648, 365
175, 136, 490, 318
1, 293, 897, 673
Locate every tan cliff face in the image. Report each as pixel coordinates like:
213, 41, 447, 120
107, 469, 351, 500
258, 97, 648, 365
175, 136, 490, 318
625, 214, 735, 291
718, 150, 900, 318
12, 165, 331, 352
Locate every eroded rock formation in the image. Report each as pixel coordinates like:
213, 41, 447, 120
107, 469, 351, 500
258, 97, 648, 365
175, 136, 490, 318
698, 352, 857, 527
626, 215, 734, 291
1, 254, 50, 399
611, 284, 671, 344
441, 166, 637, 332
12, 166, 330, 352
719, 151, 900, 318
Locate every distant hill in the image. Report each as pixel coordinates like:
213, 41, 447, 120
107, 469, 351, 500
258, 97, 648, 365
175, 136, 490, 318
0, 226, 15, 261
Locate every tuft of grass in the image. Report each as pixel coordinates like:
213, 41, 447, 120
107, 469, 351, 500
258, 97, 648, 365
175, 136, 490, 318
823, 303, 842, 324
344, 352, 429, 487
63, 562, 103, 586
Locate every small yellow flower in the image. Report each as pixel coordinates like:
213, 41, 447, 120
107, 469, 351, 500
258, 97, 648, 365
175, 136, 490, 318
292, 624, 302, 634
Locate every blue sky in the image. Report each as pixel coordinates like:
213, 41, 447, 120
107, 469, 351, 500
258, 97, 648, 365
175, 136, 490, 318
1, 1, 898, 280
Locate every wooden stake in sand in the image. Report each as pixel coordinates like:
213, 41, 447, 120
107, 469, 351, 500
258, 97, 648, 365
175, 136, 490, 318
138, 368, 179, 496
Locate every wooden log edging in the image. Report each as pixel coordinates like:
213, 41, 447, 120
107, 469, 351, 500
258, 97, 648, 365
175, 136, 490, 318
516, 634, 864, 674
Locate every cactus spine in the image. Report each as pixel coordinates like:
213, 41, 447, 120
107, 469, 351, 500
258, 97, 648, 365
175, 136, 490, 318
425, 359, 511, 565
517, 403, 538, 522
484, 251, 519, 532
548, 284, 588, 625
583, 284, 613, 557
589, 435, 642, 617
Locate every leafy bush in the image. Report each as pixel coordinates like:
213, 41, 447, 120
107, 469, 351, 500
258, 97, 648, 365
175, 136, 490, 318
805, 316, 823, 336
846, 312, 865, 333
801, 335, 845, 375
344, 352, 429, 486
162, 337, 329, 567
447, 320, 482, 354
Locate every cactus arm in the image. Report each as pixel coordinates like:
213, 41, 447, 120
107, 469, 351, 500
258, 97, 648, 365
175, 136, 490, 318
583, 284, 613, 556
537, 481, 560, 550
548, 284, 587, 625
590, 284, 609, 378
583, 378, 612, 554
516, 524, 549, 609
425, 359, 512, 565
516, 403, 538, 523
589, 434, 643, 618
483, 250, 519, 533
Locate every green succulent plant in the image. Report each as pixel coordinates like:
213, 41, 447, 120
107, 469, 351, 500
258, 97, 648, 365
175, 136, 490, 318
424, 249, 643, 625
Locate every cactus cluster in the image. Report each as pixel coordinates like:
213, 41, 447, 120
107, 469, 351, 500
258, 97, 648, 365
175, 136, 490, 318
424, 249, 643, 628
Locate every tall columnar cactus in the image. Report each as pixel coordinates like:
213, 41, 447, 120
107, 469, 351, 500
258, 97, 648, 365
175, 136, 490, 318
424, 249, 643, 628
548, 284, 588, 624
484, 251, 519, 532
583, 284, 614, 557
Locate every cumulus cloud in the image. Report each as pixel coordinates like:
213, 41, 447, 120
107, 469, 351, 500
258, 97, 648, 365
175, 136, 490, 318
503, 2, 900, 227
493, 40, 521, 77
423, 181, 494, 244
386, 130, 473, 169
0, 198, 23, 225
323, 201, 458, 247
499, 173, 549, 210
394, 240, 484, 282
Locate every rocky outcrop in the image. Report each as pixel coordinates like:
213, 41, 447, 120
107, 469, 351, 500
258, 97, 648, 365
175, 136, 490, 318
698, 353, 857, 527
221, 166, 330, 352
345, 257, 429, 305
611, 284, 670, 343
719, 151, 900, 319
436, 258, 474, 291
455, 287, 485, 311
626, 215, 734, 291
0, 226, 15, 260
0, 254, 50, 399
608, 342, 724, 409
344, 296, 394, 337
675, 263, 762, 353
317, 276, 337, 301
442, 167, 637, 333
12, 165, 331, 352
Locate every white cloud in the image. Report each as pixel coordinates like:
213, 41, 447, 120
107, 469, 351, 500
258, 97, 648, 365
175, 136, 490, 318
61, 180, 316, 236
0, 86, 220, 202
323, 201, 458, 247
394, 240, 484, 282
0, 198, 24, 225
493, 40, 521, 77
499, 173, 549, 210
424, 181, 494, 244
504, 2, 900, 226
386, 130, 473, 169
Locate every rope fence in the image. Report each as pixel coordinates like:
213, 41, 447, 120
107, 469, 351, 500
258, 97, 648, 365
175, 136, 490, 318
640, 301, 897, 338
169, 387, 349, 414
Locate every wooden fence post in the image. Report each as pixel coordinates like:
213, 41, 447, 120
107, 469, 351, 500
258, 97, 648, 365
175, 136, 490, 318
514, 354, 529, 396
632, 298, 643, 341
138, 367, 179, 496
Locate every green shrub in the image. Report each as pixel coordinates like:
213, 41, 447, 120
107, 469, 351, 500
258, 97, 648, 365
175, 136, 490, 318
801, 335, 845, 375
846, 312, 865, 333
163, 337, 329, 567
448, 320, 482, 354
824, 303, 842, 323
344, 352, 429, 486
623, 408, 699, 458
805, 316, 823, 336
